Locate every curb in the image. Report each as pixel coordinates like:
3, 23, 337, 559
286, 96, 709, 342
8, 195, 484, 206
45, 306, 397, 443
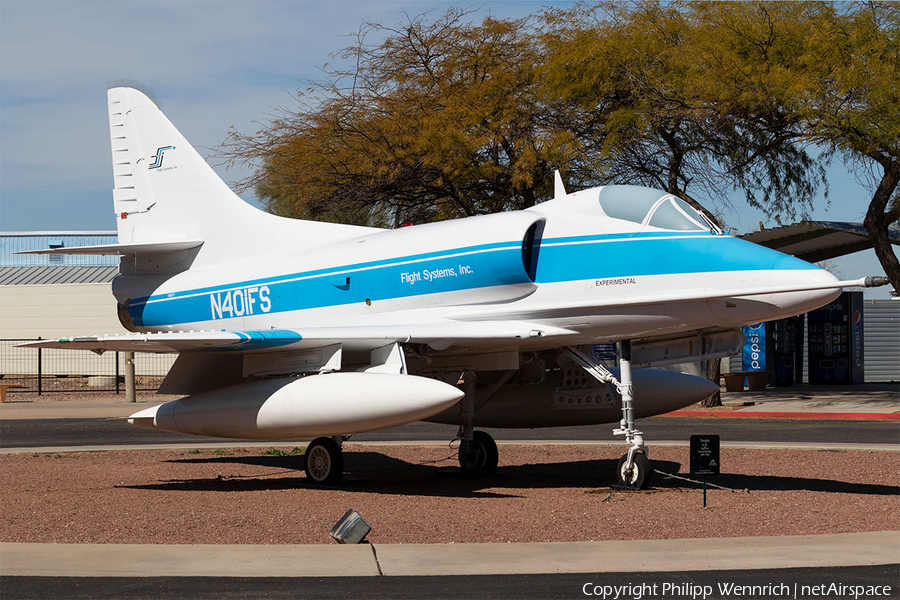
2, 532, 897, 577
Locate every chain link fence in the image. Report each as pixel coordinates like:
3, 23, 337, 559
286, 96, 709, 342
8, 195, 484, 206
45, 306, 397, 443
0, 339, 175, 396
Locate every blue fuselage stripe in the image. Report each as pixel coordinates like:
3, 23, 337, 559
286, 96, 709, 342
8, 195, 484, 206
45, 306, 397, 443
128, 233, 813, 327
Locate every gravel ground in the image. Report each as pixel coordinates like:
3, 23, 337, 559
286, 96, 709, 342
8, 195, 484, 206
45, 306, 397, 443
1, 445, 896, 545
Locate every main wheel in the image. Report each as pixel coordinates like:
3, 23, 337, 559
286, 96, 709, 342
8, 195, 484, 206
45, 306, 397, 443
458, 430, 499, 474
617, 452, 652, 489
305, 437, 343, 485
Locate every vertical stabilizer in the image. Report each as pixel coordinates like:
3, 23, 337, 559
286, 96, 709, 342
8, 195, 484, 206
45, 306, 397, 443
108, 87, 253, 245
107, 87, 375, 265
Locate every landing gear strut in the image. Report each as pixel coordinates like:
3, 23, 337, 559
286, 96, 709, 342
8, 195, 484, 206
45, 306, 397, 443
612, 340, 652, 488
305, 436, 344, 485
564, 342, 652, 489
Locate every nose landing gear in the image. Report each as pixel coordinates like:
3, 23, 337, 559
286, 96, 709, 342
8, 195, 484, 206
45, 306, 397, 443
564, 341, 653, 489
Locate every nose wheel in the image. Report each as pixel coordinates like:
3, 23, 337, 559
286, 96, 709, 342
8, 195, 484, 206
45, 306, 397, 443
617, 452, 652, 489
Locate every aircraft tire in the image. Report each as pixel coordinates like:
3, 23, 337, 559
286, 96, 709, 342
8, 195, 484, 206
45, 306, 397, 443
459, 430, 499, 474
617, 452, 652, 489
305, 437, 343, 485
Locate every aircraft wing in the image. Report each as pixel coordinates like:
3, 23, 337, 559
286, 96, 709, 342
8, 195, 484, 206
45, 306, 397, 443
17, 321, 574, 354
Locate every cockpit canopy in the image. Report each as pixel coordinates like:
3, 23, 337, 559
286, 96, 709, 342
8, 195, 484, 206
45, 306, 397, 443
598, 185, 719, 232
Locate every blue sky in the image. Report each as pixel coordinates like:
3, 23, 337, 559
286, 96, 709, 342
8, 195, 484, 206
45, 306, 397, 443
0, 0, 895, 297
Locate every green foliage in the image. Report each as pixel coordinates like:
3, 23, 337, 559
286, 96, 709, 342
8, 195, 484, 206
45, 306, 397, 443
798, 2, 899, 165
221, 1, 898, 285
541, 1, 827, 225
222, 8, 579, 225
263, 447, 304, 456
794, 2, 899, 288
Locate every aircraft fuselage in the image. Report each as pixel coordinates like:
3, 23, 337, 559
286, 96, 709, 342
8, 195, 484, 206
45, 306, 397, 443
115, 186, 839, 352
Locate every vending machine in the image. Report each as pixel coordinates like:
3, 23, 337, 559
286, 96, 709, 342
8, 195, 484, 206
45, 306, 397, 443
767, 315, 804, 386
807, 291, 864, 384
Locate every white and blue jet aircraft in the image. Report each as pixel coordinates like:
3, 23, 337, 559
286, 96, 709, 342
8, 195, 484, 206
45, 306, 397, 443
21, 87, 889, 488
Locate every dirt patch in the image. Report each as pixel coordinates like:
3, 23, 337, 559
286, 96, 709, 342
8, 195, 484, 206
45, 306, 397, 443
1, 445, 896, 545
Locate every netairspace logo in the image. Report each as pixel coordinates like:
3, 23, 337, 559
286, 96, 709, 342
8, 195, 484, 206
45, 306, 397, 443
581, 581, 893, 599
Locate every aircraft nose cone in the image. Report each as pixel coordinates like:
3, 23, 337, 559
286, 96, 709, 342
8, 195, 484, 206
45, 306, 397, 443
769, 254, 841, 316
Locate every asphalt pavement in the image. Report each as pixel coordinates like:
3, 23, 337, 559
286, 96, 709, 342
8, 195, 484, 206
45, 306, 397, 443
4, 564, 898, 600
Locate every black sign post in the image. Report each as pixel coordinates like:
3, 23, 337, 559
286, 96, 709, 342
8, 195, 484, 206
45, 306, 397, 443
690, 435, 720, 507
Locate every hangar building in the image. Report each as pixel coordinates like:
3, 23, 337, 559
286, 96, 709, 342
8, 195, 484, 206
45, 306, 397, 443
1, 231, 174, 386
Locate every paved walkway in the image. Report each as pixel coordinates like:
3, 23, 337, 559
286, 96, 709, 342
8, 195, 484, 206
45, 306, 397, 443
720, 383, 899, 416
2, 532, 898, 577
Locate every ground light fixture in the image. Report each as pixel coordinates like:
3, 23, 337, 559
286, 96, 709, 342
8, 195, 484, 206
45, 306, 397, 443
329, 509, 372, 544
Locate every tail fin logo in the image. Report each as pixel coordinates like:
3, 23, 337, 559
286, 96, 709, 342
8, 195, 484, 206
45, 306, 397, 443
149, 145, 176, 169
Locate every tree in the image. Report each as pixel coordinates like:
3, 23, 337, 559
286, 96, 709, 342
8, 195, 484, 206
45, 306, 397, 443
797, 2, 900, 295
540, 1, 831, 405
219, 9, 579, 226
221, 2, 897, 404
540, 1, 827, 227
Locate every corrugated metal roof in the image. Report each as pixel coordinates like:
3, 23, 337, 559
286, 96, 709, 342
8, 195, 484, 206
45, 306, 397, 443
0, 266, 119, 285
741, 221, 900, 263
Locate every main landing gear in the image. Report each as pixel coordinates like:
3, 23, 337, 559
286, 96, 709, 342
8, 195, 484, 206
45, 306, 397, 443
565, 341, 653, 489
456, 371, 499, 475
304, 436, 344, 485
459, 430, 499, 474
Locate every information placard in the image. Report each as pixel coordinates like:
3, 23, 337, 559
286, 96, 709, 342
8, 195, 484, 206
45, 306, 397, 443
690, 434, 720, 476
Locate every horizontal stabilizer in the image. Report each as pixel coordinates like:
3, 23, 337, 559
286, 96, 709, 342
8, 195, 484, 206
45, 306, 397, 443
16, 240, 203, 256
